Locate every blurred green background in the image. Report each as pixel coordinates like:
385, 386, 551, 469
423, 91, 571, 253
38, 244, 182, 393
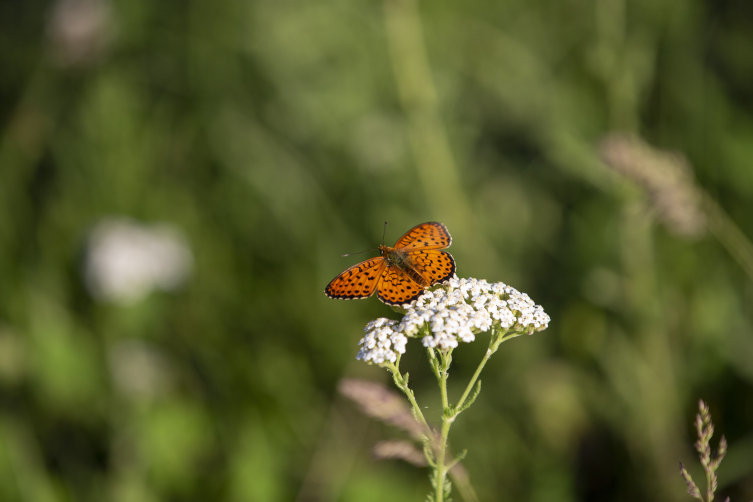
1, 0, 753, 500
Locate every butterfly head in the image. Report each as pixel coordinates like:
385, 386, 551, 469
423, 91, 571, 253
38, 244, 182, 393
379, 244, 402, 264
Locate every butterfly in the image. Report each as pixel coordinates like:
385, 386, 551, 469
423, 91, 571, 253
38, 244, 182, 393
325, 222, 456, 306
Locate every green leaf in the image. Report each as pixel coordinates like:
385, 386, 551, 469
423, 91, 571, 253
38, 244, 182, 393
457, 381, 482, 414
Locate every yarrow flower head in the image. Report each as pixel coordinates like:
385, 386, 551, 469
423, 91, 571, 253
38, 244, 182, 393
356, 276, 550, 365
356, 318, 408, 365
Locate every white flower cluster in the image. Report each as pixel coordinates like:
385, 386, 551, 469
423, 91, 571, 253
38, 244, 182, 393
84, 217, 193, 305
356, 277, 550, 363
356, 318, 408, 365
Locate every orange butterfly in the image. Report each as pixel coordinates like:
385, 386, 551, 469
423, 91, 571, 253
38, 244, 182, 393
325, 222, 456, 306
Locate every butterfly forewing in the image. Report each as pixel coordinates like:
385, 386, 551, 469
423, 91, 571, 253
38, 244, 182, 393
377, 266, 424, 306
394, 222, 452, 251
409, 249, 456, 285
325, 257, 387, 300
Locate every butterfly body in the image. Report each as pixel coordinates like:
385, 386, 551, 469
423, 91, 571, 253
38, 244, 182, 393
325, 222, 456, 306
378, 245, 430, 288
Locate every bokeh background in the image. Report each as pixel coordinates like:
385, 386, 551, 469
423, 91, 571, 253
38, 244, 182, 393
1, 0, 753, 500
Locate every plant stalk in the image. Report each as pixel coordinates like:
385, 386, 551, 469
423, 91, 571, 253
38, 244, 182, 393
436, 356, 452, 502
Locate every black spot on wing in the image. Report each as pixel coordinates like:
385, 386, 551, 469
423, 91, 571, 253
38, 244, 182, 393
433, 251, 456, 283
393, 222, 452, 250
325, 258, 385, 300
376, 266, 424, 305
407, 250, 456, 285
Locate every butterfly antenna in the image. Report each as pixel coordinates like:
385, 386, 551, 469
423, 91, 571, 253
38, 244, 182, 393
342, 222, 387, 257
342, 248, 377, 257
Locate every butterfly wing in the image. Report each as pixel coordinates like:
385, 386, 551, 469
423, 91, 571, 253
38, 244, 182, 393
394, 222, 452, 251
325, 257, 387, 300
408, 249, 456, 285
377, 265, 424, 306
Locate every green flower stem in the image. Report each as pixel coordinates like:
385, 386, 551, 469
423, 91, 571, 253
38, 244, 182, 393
433, 330, 518, 501
427, 346, 441, 382
455, 351, 491, 412
454, 327, 526, 414
439, 350, 451, 410
391, 327, 528, 501
385, 359, 432, 438
434, 349, 453, 502
436, 414, 451, 502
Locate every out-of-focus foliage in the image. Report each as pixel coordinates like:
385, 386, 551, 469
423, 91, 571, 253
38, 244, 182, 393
1, 0, 752, 500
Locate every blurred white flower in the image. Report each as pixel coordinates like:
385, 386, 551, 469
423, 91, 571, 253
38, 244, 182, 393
85, 218, 193, 304
47, 0, 113, 67
357, 277, 550, 363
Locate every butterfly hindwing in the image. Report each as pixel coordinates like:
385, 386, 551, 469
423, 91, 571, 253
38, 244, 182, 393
325, 257, 387, 300
394, 222, 452, 251
377, 265, 424, 306
409, 249, 456, 285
